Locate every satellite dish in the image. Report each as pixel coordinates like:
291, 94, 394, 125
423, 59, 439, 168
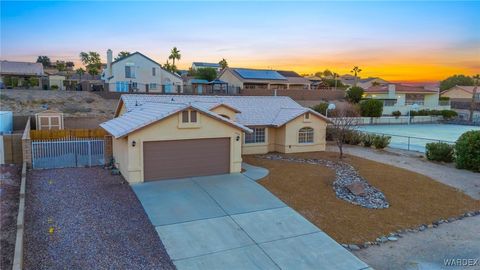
327, 103, 336, 110
412, 103, 419, 111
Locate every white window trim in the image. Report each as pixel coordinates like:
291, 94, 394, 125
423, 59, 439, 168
298, 127, 314, 144
244, 127, 267, 144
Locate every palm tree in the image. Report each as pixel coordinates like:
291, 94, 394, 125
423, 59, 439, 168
470, 74, 479, 122
219, 58, 228, 69
351, 66, 362, 86
168, 47, 181, 67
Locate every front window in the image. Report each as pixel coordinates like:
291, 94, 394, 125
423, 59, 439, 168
182, 111, 189, 123
245, 128, 266, 144
190, 111, 197, 122
149, 83, 157, 90
298, 127, 314, 144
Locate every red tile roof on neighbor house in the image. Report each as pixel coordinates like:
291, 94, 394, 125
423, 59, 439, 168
443, 86, 478, 94
366, 84, 438, 94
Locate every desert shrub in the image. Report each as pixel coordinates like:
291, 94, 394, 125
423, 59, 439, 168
359, 99, 383, 117
344, 130, 363, 145
392, 110, 401, 117
84, 97, 95, 104
372, 135, 391, 149
51, 85, 59, 90
441, 110, 458, 119
425, 142, 454, 162
346, 86, 364, 103
362, 134, 374, 147
455, 130, 480, 172
311, 103, 328, 115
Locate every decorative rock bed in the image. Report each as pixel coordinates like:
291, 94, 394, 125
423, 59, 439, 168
257, 154, 389, 209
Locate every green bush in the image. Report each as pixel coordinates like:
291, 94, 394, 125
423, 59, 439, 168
360, 99, 383, 117
441, 110, 458, 119
51, 85, 59, 90
439, 96, 450, 101
344, 131, 363, 145
311, 103, 328, 115
372, 135, 391, 149
362, 134, 374, 147
392, 111, 401, 117
346, 86, 364, 103
425, 142, 454, 162
455, 130, 480, 172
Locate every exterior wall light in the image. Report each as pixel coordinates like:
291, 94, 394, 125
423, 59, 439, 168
236, 135, 240, 141
132, 141, 136, 147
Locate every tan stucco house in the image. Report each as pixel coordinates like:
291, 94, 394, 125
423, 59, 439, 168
218, 68, 311, 90
101, 95, 330, 183
441, 85, 479, 101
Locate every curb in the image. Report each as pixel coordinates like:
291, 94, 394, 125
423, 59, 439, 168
12, 162, 27, 270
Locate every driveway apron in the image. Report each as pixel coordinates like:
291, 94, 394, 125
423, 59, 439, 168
132, 169, 369, 270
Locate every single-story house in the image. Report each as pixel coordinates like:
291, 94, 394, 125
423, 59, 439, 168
341, 76, 389, 89
100, 94, 330, 183
48, 75, 66, 90
0, 60, 44, 89
441, 85, 479, 101
364, 84, 450, 115
218, 68, 310, 90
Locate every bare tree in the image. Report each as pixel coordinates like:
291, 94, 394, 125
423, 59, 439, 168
329, 105, 360, 158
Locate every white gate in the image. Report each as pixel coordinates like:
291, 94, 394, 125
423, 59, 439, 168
32, 138, 105, 169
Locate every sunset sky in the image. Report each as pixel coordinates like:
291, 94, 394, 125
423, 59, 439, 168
1, 1, 479, 83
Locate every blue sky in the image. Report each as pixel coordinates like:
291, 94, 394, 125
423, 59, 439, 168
1, 1, 479, 82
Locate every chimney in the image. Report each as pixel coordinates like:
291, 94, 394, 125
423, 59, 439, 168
107, 49, 113, 78
388, 84, 396, 98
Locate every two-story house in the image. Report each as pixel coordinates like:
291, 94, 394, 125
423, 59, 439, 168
102, 50, 183, 93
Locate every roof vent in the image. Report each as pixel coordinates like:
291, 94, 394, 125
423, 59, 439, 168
135, 100, 138, 106
171, 98, 175, 102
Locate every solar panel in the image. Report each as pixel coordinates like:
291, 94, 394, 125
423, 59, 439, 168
234, 68, 286, 80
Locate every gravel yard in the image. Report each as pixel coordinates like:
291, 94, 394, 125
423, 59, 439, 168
24, 167, 175, 270
0, 164, 21, 270
244, 152, 480, 244
0, 89, 117, 117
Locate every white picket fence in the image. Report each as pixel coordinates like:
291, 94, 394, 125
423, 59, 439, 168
32, 138, 105, 169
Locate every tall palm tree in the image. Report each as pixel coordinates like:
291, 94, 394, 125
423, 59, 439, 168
470, 74, 480, 122
168, 47, 181, 67
351, 66, 362, 86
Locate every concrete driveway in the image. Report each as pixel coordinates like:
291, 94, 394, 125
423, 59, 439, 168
132, 170, 369, 270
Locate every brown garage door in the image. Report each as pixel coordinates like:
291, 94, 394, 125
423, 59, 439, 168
143, 138, 230, 181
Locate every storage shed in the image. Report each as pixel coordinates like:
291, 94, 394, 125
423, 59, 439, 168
35, 110, 64, 130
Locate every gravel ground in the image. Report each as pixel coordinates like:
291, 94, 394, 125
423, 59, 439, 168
24, 167, 176, 270
0, 89, 117, 117
326, 144, 480, 200
0, 164, 21, 270
353, 215, 480, 270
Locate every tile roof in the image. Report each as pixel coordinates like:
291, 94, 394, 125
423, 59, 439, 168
101, 101, 252, 138
116, 94, 330, 127
445, 86, 478, 94
0, 61, 44, 76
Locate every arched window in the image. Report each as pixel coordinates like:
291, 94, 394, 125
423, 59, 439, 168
298, 127, 314, 143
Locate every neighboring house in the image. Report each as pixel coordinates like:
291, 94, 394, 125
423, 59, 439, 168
0, 60, 44, 89
191, 62, 222, 72
184, 78, 209, 94
364, 84, 451, 115
441, 85, 480, 121
218, 68, 310, 90
101, 94, 330, 183
48, 75, 66, 90
441, 85, 480, 101
341, 76, 388, 89
102, 50, 183, 93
